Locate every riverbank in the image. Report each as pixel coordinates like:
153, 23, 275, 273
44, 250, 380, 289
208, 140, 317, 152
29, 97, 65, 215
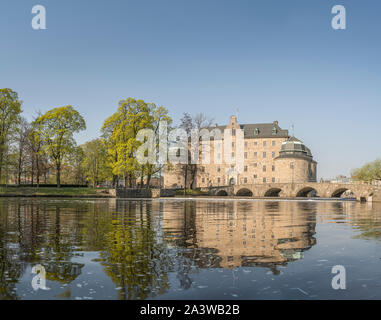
0, 187, 114, 198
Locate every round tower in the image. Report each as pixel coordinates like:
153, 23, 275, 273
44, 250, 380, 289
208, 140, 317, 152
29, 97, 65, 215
274, 136, 317, 183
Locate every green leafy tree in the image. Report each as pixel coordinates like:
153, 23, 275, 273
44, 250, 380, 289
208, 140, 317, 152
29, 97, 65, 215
81, 138, 112, 187
0, 88, 22, 182
142, 104, 172, 188
351, 159, 381, 183
102, 98, 152, 187
35, 106, 86, 187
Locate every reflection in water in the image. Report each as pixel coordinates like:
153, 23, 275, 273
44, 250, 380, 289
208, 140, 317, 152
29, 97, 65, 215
162, 201, 317, 274
0, 198, 380, 300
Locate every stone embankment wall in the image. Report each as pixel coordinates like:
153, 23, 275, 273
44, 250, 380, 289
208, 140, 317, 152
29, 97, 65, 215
115, 188, 175, 198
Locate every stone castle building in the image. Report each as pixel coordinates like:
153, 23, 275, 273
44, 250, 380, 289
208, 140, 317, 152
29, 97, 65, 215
164, 116, 317, 188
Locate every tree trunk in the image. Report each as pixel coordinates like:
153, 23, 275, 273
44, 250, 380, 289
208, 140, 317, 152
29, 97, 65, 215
146, 173, 151, 189
17, 153, 22, 186
183, 166, 187, 196
31, 157, 34, 185
56, 163, 61, 188
124, 174, 128, 188
140, 168, 144, 189
0, 149, 3, 184
36, 157, 40, 188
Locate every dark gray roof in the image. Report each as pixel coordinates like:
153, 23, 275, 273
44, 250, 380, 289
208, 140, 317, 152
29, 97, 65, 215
208, 123, 289, 139
275, 136, 315, 161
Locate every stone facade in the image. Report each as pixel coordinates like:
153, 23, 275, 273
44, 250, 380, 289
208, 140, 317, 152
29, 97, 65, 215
164, 116, 317, 188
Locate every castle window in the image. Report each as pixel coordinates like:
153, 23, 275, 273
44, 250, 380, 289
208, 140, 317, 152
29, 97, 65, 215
272, 151, 275, 158
263, 152, 266, 158
272, 165, 275, 172
202, 178, 205, 183
263, 141, 267, 147
244, 166, 248, 172
263, 165, 266, 172
254, 174, 257, 179
254, 128, 259, 135
217, 167, 221, 172
244, 152, 248, 159
272, 127, 277, 135
218, 177, 221, 184
254, 152, 257, 157
201, 167, 205, 172
272, 140, 276, 146
244, 177, 248, 183
263, 177, 267, 183
253, 163, 257, 168
232, 129, 236, 136
244, 141, 248, 147
232, 142, 234, 147
272, 177, 275, 183
290, 162, 294, 169
231, 152, 235, 158
254, 141, 258, 146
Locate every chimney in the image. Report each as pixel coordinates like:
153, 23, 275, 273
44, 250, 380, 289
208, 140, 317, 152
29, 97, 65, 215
273, 120, 278, 126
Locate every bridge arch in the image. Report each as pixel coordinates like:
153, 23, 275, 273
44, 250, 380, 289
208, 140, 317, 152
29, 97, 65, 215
216, 189, 228, 196
236, 188, 253, 197
296, 186, 318, 197
264, 188, 282, 197
331, 188, 355, 198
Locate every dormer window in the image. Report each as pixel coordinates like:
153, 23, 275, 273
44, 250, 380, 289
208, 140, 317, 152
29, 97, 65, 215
272, 127, 277, 135
254, 128, 259, 135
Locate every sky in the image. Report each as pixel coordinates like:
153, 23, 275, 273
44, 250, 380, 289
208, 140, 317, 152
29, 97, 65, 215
0, 0, 380, 179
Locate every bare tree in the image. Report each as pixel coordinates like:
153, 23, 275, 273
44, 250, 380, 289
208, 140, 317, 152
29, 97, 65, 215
15, 118, 30, 185
178, 112, 213, 194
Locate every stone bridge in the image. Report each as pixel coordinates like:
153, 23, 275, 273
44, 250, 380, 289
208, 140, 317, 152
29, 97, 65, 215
202, 182, 381, 202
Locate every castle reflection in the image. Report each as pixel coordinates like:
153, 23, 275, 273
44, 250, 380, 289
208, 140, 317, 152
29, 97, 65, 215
161, 200, 317, 272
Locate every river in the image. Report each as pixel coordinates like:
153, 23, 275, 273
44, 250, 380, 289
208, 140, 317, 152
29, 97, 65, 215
0, 198, 380, 300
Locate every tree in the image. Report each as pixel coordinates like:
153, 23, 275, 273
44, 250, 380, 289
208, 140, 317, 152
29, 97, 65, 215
177, 112, 213, 194
102, 98, 152, 188
351, 159, 381, 183
35, 106, 86, 187
0, 88, 22, 182
15, 117, 30, 185
29, 113, 45, 187
139, 104, 172, 189
81, 138, 111, 187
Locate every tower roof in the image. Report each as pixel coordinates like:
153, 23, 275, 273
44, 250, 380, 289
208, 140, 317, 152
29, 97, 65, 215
277, 136, 314, 160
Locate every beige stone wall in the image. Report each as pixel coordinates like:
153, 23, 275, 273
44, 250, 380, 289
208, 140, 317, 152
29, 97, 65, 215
274, 157, 317, 183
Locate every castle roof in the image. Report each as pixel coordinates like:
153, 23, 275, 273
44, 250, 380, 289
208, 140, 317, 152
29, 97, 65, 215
209, 121, 289, 139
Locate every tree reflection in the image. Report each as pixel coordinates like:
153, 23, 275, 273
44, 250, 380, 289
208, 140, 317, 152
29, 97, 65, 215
91, 200, 171, 300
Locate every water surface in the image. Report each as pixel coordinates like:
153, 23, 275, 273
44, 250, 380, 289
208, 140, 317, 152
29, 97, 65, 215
0, 198, 381, 300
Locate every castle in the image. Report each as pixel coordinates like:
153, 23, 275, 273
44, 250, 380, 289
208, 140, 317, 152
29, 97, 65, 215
164, 116, 317, 189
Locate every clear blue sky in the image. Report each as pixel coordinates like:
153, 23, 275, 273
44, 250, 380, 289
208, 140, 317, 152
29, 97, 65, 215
1, 0, 380, 179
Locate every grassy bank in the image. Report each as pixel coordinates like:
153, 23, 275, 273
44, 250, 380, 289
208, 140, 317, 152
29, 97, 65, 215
0, 187, 113, 197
